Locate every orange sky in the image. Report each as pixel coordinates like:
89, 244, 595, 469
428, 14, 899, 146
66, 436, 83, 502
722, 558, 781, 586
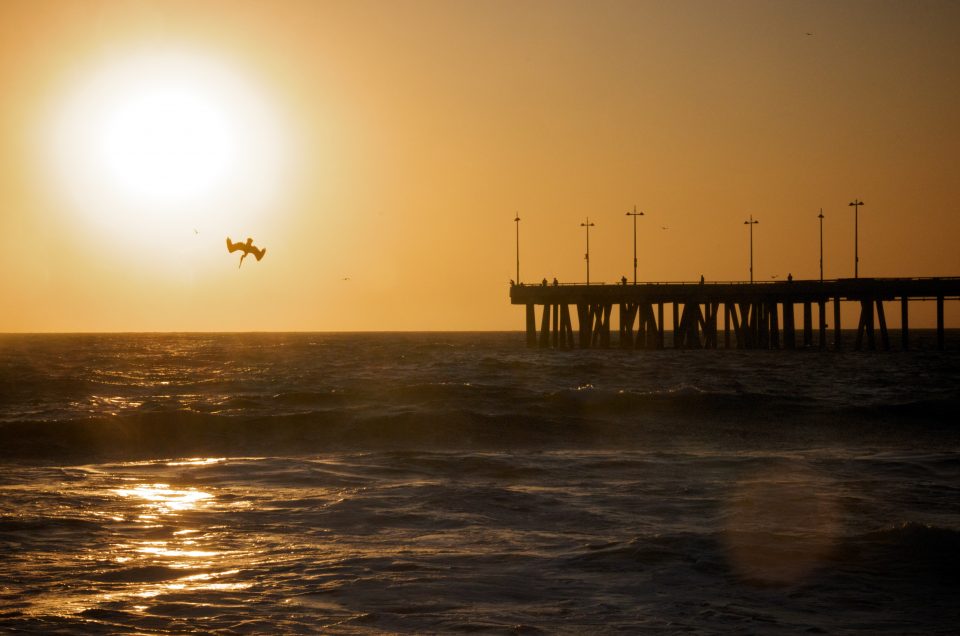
2, 0, 958, 331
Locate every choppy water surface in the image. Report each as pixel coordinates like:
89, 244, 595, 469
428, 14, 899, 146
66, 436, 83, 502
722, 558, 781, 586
1, 333, 958, 633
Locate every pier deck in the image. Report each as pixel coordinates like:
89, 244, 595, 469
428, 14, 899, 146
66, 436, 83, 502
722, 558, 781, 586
510, 277, 960, 350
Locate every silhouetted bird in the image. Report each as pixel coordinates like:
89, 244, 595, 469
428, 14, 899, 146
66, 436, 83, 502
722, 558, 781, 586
226, 237, 266, 268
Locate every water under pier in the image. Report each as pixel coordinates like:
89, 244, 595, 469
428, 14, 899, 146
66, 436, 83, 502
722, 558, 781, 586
510, 278, 960, 351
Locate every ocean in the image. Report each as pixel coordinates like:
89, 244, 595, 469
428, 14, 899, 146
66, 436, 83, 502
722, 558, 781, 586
1, 332, 958, 633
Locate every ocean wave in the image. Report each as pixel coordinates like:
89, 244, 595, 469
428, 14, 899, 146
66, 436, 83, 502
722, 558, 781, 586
0, 517, 101, 534
271, 390, 349, 407
96, 565, 193, 583
842, 396, 960, 420
564, 532, 722, 571
2, 392, 958, 462
2, 332, 959, 462
833, 522, 960, 584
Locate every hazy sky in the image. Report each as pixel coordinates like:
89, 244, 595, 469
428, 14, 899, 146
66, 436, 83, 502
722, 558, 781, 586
2, 0, 958, 331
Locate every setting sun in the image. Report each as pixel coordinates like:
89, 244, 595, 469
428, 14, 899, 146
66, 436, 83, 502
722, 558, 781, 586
43, 48, 291, 256
98, 82, 236, 204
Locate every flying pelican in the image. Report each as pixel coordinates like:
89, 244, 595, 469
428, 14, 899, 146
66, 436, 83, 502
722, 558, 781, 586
226, 237, 266, 268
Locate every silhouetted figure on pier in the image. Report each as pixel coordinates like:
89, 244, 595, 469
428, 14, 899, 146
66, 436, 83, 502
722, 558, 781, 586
700, 274, 705, 285
226, 237, 266, 268
553, 277, 559, 286
621, 276, 627, 285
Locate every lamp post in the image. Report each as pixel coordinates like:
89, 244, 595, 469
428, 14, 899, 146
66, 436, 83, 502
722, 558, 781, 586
581, 217, 595, 285
849, 199, 864, 278
818, 208, 824, 282
626, 205, 644, 285
744, 215, 759, 283
513, 213, 521, 284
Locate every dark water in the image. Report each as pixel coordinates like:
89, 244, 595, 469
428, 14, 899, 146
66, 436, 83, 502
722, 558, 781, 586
1, 333, 958, 633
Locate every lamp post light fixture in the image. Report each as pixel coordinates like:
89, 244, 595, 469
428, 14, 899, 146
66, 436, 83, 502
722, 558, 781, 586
513, 213, 521, 284
744, 215, 759, 283
849, 199, 864, 278
818, 208, 824, 282
581, 217, 595, 285
625, 205, 644, 285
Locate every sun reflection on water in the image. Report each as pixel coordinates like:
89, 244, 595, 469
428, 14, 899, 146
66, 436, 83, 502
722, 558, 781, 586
100, 470, 253, 606
166, 457, 226, 466
114, 483, 213, 513
129, 568, 250, 600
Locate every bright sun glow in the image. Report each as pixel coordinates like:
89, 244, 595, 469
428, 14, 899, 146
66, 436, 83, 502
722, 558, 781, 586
44, 48, 291, 259
98, 85, 237, 203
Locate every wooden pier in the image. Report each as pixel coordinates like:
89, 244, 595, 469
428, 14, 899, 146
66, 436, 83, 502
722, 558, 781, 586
510, 278, 960, 350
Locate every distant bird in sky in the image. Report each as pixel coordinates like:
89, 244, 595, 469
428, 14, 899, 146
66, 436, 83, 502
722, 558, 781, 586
661, 226, 670, 230
806, 32, 814, 36
226, 237, 266, 269
342, 277, 351, 281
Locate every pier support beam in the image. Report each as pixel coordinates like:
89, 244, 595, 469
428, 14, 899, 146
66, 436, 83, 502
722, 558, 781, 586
526, 304, 536, 348
834, 296, 842, 350
901, 296, 909, 351
603, 304, 612, 347
783, 301, 796, 350
702, 302, 720, 349
671, 302, 709, 349
552, 304, 560, 348
724, 303, 731, 349
619, 303, 636, 349
637, 304, 659, 349
631, 303, 642, 349
577, 304, 589, 348
727, 304, 746, 349
539, 304, 552, 349
757, 303, 768, 348
937, 295, 945, 350
560, 305, 575, 349
769, 302, 780, 349
671, 302, 679, 348
736, 303, 748, 349
818, 300, 827, 350
876, 301, 890, 351
802, 302, 813, 348
855, 299, 876, 351
657, 303, 665, 349
588, 304, 612, 348
733, 302, 752, 349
